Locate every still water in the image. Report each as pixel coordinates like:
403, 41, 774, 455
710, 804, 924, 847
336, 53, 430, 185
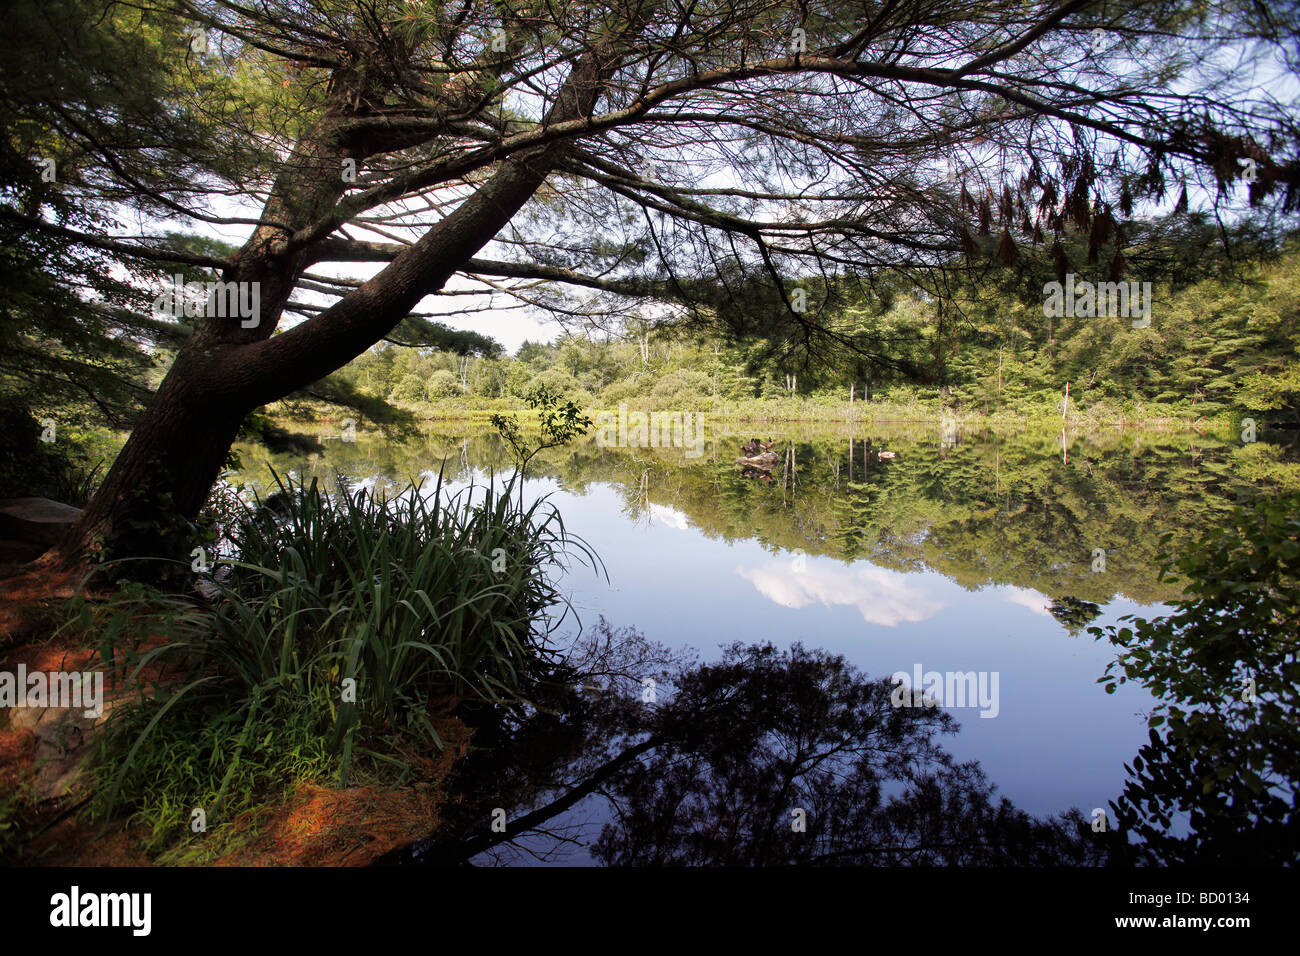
234, 420, 1263, 863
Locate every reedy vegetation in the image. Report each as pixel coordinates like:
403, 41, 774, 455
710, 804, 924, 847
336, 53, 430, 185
61, 469, 598, 858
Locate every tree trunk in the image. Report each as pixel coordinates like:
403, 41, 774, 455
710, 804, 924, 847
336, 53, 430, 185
54, 365, 250, 568
41, 47, 614, 572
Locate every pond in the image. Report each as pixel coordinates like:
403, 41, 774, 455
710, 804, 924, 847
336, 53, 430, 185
232, 419, 1271, 864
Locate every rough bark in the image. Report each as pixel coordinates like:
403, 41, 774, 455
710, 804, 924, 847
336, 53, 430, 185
42, 46, 614, 572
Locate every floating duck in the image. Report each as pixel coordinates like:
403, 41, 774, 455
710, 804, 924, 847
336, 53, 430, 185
877, 450, 897, 459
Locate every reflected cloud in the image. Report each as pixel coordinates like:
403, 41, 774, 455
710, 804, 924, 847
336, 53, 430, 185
737, 558, 945, 626
1002, 586, 1053, 617
648, 503, 691, 530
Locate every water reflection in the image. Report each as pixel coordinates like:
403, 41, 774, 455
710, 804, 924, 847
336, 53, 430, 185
736, 557, 944, 626
387, 634, 1111, 866
230, 420, 1292, 864
236, 421, 1264, 611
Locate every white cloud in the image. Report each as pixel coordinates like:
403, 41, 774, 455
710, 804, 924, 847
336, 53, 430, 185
1002, 586, 1053, 617
736, 558, 945, 627
648, 503, 691, 530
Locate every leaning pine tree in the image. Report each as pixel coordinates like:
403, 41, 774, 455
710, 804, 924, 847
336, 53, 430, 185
4, 0, 1299, 569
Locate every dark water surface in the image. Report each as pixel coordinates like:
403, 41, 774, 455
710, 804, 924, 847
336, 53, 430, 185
233, 420, 1269, 863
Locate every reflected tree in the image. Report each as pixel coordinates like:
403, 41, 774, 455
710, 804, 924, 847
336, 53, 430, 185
242, 423, 1287, 609
1090, 494, 1300, 865
591, 643, 1105, 866
1049, 596, 1103, 632
398, 634, 1112, 866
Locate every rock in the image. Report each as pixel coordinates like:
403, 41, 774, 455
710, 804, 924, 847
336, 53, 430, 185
0, 498, 82, 548
7, 696, 113, 799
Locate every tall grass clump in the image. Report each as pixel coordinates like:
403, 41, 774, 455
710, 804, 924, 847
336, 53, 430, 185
65, 468, 598, 858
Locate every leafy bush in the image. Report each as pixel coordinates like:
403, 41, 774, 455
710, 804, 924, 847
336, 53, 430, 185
518, 368, 593, 407
427, 369, 461, 398
1089, 493, 1300, 864
0, 393, 101, 503
598, 377, 648, 407
389, 373, 428, 403
491, 384, 594, 477
649, 368, 713, 408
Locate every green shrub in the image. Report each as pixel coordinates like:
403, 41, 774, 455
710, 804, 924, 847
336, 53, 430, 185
648, 368, 712, 408
518, 368, 593, 407
0, 393, 101, 504
1089, 493, 1300, 864
427, 369, 461, 398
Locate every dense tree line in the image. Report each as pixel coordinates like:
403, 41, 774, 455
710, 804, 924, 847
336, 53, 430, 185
5, 0, 1299, 567
328, 233, 1300, 425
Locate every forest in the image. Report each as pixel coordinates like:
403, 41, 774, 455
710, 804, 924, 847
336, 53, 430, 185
1, 0, 1298, 913
13, 220, 1300, 496
319, 230, 1300, 426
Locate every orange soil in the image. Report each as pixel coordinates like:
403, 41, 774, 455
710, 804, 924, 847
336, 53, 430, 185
1, 572, 470, 866
0, 565, 83, 650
